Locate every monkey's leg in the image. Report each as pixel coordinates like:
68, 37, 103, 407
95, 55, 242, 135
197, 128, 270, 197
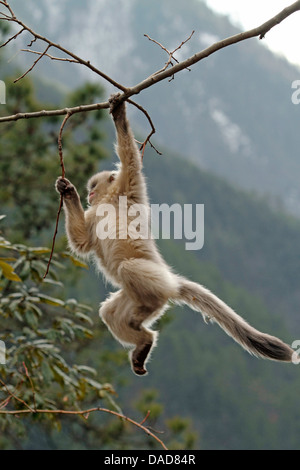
118, 258, 177, 324
117, 259, 178, 374
99, 290, 158, 375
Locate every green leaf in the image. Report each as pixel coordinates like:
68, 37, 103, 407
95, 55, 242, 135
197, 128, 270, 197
29, 303, 43, 317
12, 244, 28, 254
75, 365, 97, 376
70, 258, 89, 269
74, 325, 93, 339
13, 309, 23, 322
61, 253, 89, 269
28, 247, 51, 254
42, 278, 63, 288
75, 311, 93, 325
37, 294, 64, 307
77, 303, 93, 312
0, 260, 21, 282
52, 365, 79, 387
25, 310, 38, 329
84, 377, 104, 391
48, 259, 65, 270
41, 361, 54, 383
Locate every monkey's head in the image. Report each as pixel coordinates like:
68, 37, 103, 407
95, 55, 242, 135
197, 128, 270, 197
87, 170, 116, 205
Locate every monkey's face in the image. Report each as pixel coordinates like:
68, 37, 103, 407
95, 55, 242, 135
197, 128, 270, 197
87, 171, 116, 205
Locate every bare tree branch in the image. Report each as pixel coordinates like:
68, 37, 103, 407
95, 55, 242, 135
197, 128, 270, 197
0, 0, 299, 125
0, 0, 128, 92
0, 371, 168, 449
0, 102, 110, 123
144, 30, 195, 79
0, 405, 168, 449
129, 0, 300, 95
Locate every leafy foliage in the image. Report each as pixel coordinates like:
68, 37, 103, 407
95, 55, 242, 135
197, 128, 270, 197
0, 219, 118, 435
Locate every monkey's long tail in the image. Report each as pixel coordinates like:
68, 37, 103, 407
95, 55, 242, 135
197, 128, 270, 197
174, 278, 293, 362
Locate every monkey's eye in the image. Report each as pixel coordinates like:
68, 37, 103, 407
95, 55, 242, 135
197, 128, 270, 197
108, 174, 115, 183
90, 181, 97, 190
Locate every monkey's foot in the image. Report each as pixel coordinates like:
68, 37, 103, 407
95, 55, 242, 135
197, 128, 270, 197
131, 342, 153, 376
132, 360, 147, 376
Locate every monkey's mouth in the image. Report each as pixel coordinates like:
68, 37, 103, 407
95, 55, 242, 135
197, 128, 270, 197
89, 191, 95, 203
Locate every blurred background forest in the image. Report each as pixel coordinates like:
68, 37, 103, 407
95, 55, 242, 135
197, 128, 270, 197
1, 0, 300, 450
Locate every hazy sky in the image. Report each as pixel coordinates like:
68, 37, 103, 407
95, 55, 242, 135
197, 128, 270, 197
205, 0, 300, 66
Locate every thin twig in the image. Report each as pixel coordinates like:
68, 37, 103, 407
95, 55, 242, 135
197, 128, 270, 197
139, 409, 151, 426
27, 36, 37, 47
0, 396, 10, 409
58, 112, 72, 179
144, 30, 194, 77
144, 33, 172, 59
43, 197, 63, 280
0, 378, 24, 410
0, 378, 34, 412
0, 0, 15, 18
0, 27, 24, 48
173, 30, 195, 55
43, 112, 72, 279
127, 99, 162, 156
0, 11, 10, 19
23, 362, 36, 412
14, 44, 51, 83
21, 48, 80, 63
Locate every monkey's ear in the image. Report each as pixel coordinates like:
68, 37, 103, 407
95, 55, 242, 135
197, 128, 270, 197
108, 173, 116, 183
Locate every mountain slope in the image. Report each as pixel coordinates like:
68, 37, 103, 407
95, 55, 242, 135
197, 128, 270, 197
141, 146, 300, 331
126, 147, 300, 450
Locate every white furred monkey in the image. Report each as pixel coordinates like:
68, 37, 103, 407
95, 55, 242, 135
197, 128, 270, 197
56, 94, 293, 375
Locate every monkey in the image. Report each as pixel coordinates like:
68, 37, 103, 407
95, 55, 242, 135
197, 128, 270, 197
56, 93, 294, 376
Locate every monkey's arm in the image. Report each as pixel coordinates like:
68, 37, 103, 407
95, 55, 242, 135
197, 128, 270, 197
56, 177, 92, 255
109, 95, 145, 200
